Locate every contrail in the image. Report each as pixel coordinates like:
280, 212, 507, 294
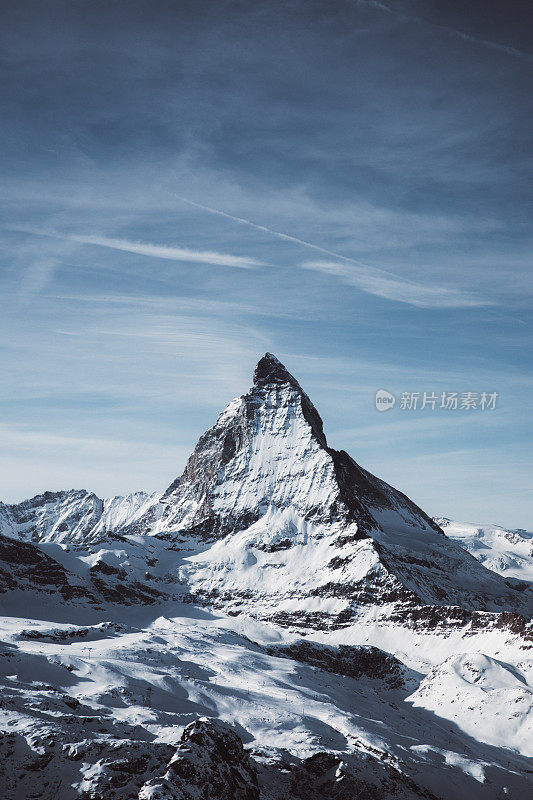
169, 194, 491, 308
171, 194, 378, 271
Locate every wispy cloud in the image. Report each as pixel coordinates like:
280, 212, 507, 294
300, 260, 491, 309
14, 237, 82, 303
356, 0, 532, 60
19, 257, 59, 304
171, 196, 492, 309
13, 228, 264, 270
51, 292, 315, 321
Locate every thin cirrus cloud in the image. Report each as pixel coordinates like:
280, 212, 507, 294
300, 260, 492, 309
172, 197, 493, 309
14, 228, 265, 270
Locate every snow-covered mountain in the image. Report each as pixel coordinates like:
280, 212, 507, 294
437, 517, 533, 583
0, 489, 162, 545
152, 354, 530, 620
0, 354, 531, 799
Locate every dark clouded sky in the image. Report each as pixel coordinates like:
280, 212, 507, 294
1, 1, 532, 526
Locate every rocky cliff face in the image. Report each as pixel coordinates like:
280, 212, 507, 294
139, 718, 260, 800
0, 490, 162, 545
138, 717, 438, 800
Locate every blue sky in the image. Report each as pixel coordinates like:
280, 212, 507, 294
1, 0, 532, 526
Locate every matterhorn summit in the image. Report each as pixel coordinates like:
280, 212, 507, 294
160, 351, 341, 534
145, 353, 529, 622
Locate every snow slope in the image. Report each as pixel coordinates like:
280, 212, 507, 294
1, 606, 532, 799
408, 652, 533, 756
437, 517, 533, 583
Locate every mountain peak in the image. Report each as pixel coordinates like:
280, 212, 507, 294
253, 353, 300, 389
252, 352, 327, 449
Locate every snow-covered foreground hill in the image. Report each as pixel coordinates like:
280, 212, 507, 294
0, 354, 531, 799
1, 603, 532, 799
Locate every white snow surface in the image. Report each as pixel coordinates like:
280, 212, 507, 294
408, 652, 533, 756
0, 604, 532, 799
437, 517, 533, 582
159, 381, 344, 533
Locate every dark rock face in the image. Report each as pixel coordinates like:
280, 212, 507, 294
266, 641, 407, 688
0, 532, 165, 607
160, 395, 254, 537
253, 352, 299, 388
329, 449, 444, 537
388, 604, 533, 641
139, 718, 260, 800
278, 750, 441, 800
0, 533, 96, 603
89, 573, 164, 605
139, 718, 438, 800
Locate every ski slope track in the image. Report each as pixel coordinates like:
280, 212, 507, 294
0, 354, 531, 798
